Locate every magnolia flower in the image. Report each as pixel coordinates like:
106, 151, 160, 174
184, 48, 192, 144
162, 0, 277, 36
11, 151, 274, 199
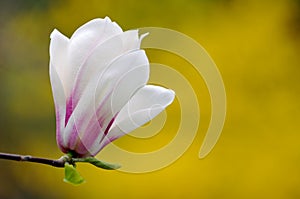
49, 17, 175, 158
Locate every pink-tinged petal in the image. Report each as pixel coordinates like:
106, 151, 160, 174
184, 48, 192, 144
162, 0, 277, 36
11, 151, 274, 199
73, 141, 91, 157
49, 62, 67, 151
63, 50, 149, 155
75, 115, 114, 156
99, 85, 175, 149
49, 29, 70, 150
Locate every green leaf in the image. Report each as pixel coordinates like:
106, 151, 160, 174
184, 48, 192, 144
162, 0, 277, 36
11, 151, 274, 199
64, 163, 85, 185
74, 157, 121, 170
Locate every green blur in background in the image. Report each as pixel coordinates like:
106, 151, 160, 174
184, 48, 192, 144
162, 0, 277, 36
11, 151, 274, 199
0, 0, 300, 198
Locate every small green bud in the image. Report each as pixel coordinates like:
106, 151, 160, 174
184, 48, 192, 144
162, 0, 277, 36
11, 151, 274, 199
64, 163, 85, 185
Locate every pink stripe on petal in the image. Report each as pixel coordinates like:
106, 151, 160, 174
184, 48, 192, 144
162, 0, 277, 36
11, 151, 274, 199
55, 109, 62, 141
78, 120, 103, 155
64, 83, 87, 127
55, 109, 68, 153
78, 114, 118, 156
65, 97, 73, 126
94, 114, 119, 154
65, 85, 87, 127
104, 114, 117, 136
67, 124, 80, 150
74, 97, 110, 155
78, 113, 110, 154
65, 85, 84, 127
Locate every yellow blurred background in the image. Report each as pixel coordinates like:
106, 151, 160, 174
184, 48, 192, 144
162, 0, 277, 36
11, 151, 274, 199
0, 0, 300, 198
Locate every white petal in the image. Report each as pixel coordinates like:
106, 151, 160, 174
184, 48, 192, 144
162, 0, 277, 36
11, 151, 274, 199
100, 85, 175, 149
49, 29, 70, 149
65, 17, 123, 97
94, 49, 150, 115
49, 29, 69, 93
69, 30, 142, 108
71, 17, 122, 42
49, 62, 67, 148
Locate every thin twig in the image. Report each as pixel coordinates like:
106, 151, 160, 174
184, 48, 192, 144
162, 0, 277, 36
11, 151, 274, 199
0, 152, 67, 168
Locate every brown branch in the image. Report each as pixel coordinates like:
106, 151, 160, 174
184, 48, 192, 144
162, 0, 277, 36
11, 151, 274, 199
0, 152, 67, 168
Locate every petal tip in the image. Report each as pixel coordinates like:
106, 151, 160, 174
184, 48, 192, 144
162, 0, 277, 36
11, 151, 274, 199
50, 29, 59, 39
165, 89, 176, 106
104, 16, 112, 21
